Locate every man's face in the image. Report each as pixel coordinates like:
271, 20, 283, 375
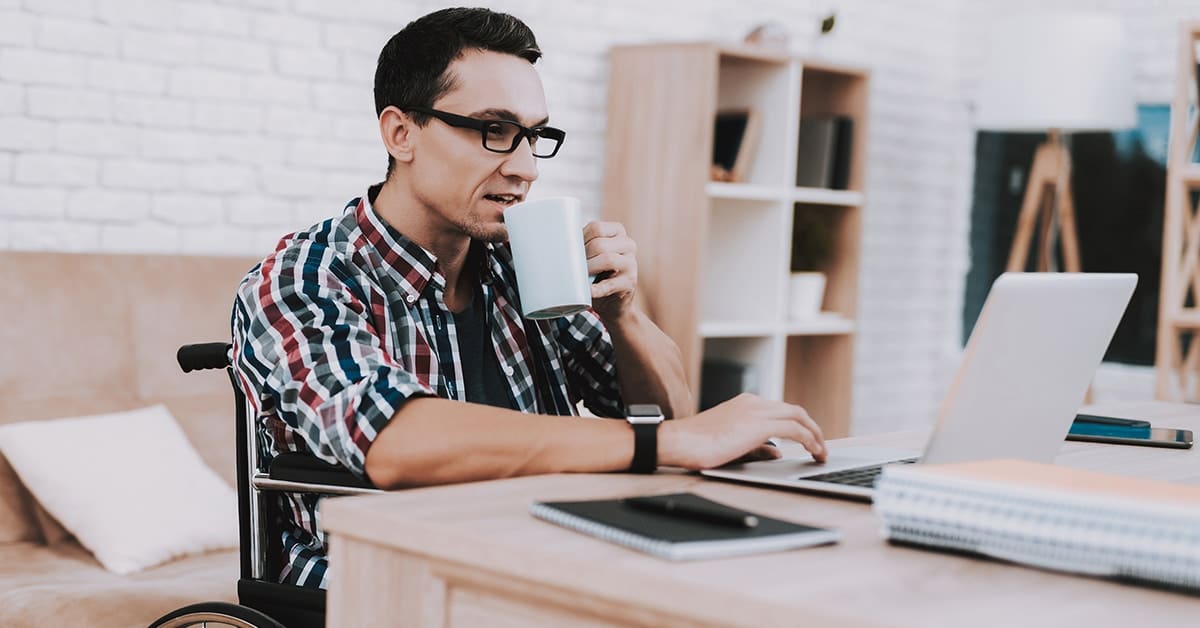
408, 49, 548, 243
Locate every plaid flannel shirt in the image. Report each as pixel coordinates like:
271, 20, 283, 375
231, 189, 625, 589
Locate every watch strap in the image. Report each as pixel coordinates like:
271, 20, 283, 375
630, 422, 658, 474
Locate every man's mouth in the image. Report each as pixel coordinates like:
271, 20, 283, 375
484, 193, 521, 207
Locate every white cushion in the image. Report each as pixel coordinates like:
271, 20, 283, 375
0, 405, 237, 574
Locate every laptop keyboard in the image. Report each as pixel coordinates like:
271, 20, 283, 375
802, 458, 919, 487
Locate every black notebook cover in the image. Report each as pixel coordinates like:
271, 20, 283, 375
530, 492, 839, 560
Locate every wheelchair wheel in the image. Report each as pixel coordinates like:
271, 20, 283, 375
149, 602, 286, 628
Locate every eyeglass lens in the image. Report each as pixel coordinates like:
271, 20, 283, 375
483, 121, 558, 157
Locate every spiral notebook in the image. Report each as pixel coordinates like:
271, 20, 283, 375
874, 460, 1200, 592
530, 492, 840, 561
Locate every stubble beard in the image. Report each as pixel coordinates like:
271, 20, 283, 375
460, 209, 508, 243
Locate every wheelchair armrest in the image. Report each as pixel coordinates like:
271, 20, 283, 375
268, 453, 375, 490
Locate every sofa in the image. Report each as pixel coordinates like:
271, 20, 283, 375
0, 251, 260, 627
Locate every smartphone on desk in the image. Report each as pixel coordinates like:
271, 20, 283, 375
1066, 421, 1194, 449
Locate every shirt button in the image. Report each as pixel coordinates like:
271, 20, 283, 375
503, 365, 514, 376
406, 294, 416, 303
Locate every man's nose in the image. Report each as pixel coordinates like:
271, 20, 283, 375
500, 138, 539, 182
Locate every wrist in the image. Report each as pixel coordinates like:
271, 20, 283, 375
598, 301, 640, 329
657, 419, 680, 468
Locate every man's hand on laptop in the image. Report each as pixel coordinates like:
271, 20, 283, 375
658, 394, 827, 469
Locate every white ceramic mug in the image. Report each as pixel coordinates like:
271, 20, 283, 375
503, 197, 592, 319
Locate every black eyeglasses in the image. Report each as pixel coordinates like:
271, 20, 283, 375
404, 106, 566, 158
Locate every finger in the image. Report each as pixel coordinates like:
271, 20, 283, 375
752, 398, 824, 443
591, 273, 636, 299
586, 251, 633, 277
583, 221, 626, 241
746, 398, 825, 444
770, 420, 826, 462
588, 259, 636, 299
787, 403, 825, 441
585, 236, 636, 259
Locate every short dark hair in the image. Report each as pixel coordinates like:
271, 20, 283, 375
375, 7, 541, 177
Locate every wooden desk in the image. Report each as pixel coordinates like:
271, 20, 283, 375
322, 402, 1200, 627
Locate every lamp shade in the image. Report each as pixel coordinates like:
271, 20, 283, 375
976, 13, 1136, 132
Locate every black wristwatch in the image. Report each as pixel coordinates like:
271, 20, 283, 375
626, 403, 665, 474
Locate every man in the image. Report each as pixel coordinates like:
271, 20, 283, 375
232, 7, 826, 589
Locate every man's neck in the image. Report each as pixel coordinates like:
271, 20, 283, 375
372, 178, 476, 312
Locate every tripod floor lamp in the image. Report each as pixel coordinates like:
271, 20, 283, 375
977, 13, 1136, 273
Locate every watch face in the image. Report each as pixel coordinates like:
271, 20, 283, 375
627, 403, 664, 417
627, 415, 664, 425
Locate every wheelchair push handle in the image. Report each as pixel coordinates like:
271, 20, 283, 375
177, 343, 232, 372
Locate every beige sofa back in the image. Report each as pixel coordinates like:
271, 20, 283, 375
0, 252, 260, 543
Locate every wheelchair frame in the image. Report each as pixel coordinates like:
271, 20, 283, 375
150, 343, 379, 628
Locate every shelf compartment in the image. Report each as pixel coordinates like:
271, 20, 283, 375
797, 65, 868, 192
783, 335, 854, 438
789, 203, 861, 318
716, 55, 793, 186
700, 336, 779, 409
700, 198, 787, 325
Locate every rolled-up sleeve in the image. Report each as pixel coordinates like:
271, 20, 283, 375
556, 310, 624, 418
232, 242, 433, 476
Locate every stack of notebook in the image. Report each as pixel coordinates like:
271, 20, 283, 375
873, 459, 1200, 591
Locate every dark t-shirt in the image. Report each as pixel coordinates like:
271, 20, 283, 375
453, 287, 518, 409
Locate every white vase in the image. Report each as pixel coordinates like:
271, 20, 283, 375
789, 272, 826, 319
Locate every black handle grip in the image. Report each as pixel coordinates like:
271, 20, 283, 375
177, 343, 232, 372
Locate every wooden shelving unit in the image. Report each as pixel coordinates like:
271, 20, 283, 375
1155, 21, 1200, 401
602, 43, 868, 437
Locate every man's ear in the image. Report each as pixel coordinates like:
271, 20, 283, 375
379, 106, 415, 164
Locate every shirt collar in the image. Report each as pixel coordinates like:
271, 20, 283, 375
354, 188, 507, 302
355, 190, 437, 302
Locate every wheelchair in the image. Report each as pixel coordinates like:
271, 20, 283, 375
150, 343, 380, 628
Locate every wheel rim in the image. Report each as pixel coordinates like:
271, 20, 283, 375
154, 612, 259, 628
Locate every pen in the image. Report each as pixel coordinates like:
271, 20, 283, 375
1073, 414, 1151, 428
624, 496, 759, 529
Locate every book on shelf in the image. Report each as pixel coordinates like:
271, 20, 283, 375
873, 459, 1200, 592
796, 115, 853, 190
711, 109, 761, 183
531, 492, 839, 561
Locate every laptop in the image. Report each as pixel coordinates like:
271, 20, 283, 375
701, 272, 1138, 501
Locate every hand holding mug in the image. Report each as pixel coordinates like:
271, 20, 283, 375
504, 197, 641, 322
584, 220, 638, 321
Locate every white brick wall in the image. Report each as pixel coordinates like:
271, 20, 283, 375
0, 0, 1192, 432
